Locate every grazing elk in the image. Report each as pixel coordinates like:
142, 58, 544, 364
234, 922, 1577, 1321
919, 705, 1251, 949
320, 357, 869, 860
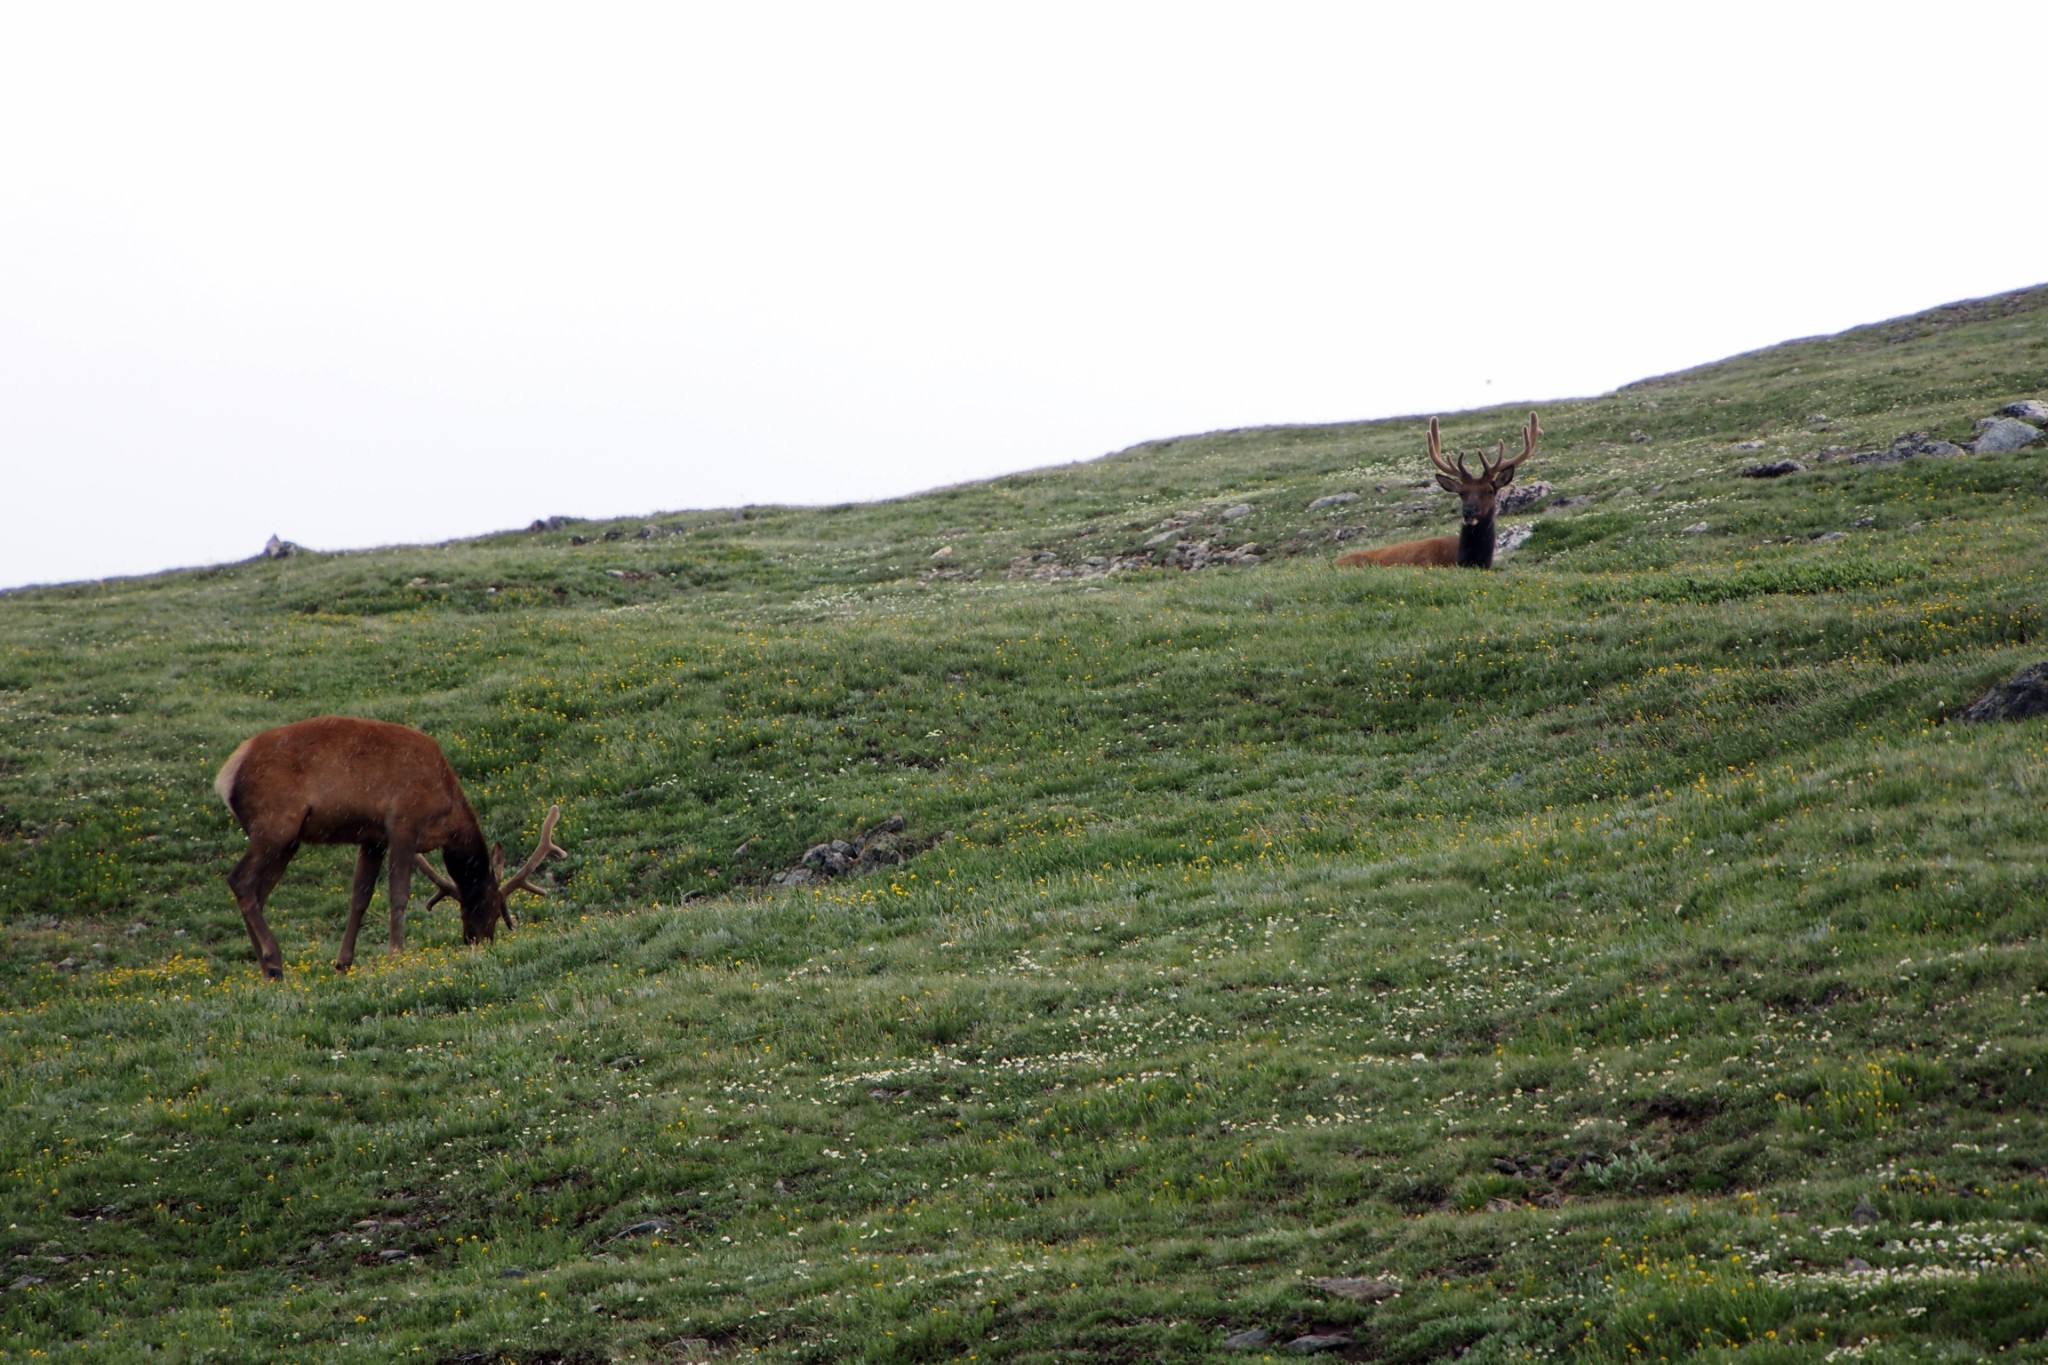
213, 715, 565, 978
1336, 411, 1541, 569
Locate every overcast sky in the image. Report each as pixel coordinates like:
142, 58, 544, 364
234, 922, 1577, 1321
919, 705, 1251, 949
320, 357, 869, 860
4, 4, 2040, 590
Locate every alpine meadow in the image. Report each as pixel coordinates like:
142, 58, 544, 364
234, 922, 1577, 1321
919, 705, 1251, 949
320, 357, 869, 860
6, 286, 2048, 1363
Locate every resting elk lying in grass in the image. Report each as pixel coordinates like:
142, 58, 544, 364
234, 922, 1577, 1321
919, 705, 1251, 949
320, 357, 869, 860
214, 715, 565, 979
1337, 411, 1541, 569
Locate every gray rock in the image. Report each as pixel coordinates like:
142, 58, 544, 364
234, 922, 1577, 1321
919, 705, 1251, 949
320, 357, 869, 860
1850, 1198, 1881, 1227
1158, 539, 1261, 571
1918, 441, 1966, 457
1220, 504, 1254, 520
2003, 399, 2048, 423
1286, 1334, 1353, 1354
1223, 1328, 1272, 1350
1311, 1276, 1399, 1301
1958, 662, 2048, 724
1305, 492, 1360, 511
1680, 522, 1711, 535
1629, 430, 1651, 443
605, 1218, 674, 1242
1848, 448, 1911, 465
1495, 480, 1555, 514
1740, 460, 1804, 478
1970, 418, 2042, 455
1812, 531, 1848, 542
1732, 439, 1767, 451
261, 535, 301, 559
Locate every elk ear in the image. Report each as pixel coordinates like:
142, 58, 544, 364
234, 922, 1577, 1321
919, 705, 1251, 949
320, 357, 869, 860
490, 842, 505, 881
1435, 472, 1463, 493
1492, 464, 1517, 489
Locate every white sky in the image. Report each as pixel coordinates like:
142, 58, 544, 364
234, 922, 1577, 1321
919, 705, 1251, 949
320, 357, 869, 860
3, 3, 2041, 590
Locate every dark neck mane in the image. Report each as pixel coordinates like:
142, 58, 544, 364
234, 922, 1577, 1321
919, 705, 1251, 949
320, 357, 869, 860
442, 831, 497, 907
1457, 516, 1496, 568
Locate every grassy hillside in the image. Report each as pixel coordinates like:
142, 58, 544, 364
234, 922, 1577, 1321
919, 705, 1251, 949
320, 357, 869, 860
3, 285, 2047, 1362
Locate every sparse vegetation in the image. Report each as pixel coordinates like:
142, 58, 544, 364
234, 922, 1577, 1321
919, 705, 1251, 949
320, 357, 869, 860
3, 286, 2047, 1361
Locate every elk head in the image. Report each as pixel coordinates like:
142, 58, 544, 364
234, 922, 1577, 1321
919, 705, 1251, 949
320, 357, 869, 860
414, 803, 566, 940
1428, 411, 1540, 527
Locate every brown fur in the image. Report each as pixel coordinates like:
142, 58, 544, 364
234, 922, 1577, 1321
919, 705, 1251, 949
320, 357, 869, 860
1336, 536, 1461, 568
215, 716, 509, 978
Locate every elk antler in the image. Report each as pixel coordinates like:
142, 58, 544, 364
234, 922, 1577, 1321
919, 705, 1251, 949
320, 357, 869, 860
1425, 416, 1472, 481
1484, 411, 1541, 484
499, 804, 566, 900
413, 853, 460, 911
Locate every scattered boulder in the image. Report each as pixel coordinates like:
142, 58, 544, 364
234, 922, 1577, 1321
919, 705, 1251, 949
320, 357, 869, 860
1681, 522, 1711, 535
1849, 431, 1970, 464
1812, 531, 1848, 542
1305, 492, 1360, 511
2003, 399, 2048, 423
1006, 551, 1150, 580
772, 817, 943, 886
1629, 430, 1651, 444
1222, 1329, 1272, 1350
1309, 1276, 1399, 1302
1732, 439, 1768, 452
1220, 504, 1253, 520
1495, 480, 1555, 514
1285, 1334, 1353, 1355
1157, 539, 1260, 571
1740, 460, 1804, 478
260, 535, 302, 559
1969, 418, 2042, 455
527, 515, 571, 532
1850, 1198, 1881, 1227
604, 1218, 674, 1243
1957, 662, 2048, 724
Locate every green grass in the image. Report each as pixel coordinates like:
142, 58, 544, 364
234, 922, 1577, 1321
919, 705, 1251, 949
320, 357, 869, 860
3, 285, 2048, 1361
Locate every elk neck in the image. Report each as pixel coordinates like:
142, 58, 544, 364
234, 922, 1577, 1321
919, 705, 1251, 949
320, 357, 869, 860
442, 832, 498, 904
1457, 515, 1496, 568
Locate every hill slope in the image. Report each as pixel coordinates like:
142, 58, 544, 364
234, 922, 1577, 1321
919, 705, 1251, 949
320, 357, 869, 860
3, 286, 2047, 1362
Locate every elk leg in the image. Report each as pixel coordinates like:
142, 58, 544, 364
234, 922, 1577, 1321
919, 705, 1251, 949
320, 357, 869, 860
385, 841, 416, 957
337, 842, 386, 973
227, 842, 293, 981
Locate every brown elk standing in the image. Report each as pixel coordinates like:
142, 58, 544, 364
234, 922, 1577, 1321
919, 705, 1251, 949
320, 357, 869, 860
1336, 412, 1541, 569
213, 715, 565, 979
